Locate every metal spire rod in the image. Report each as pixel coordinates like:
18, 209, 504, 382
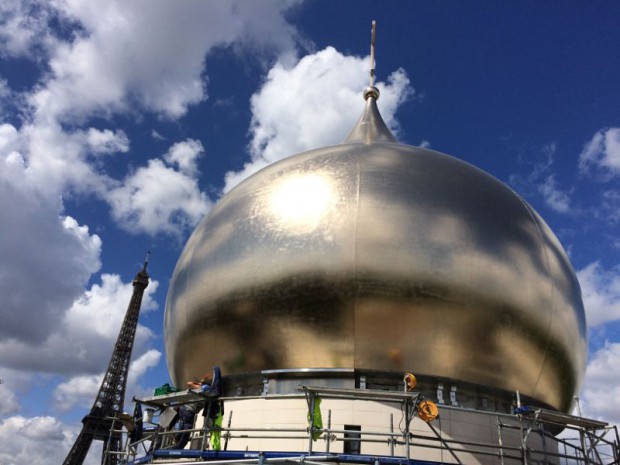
369, 20, 376, 87
142, 250, 151, 272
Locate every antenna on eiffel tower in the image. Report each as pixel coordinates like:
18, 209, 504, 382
62, 254, 151, 465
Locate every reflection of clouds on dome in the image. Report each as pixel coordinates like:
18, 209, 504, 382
166, 143, 586, 412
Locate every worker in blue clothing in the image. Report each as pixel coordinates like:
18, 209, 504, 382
187, 366, 221, 395
175, 366, 221, 449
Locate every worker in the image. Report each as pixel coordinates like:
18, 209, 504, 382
174, 402, 202, 449
187, 366, 221, 396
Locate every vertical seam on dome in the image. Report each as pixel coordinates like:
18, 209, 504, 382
353, 150, 362, 367
518, 196, 556, 407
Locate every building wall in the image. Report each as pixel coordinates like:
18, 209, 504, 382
193, 395, 559, 465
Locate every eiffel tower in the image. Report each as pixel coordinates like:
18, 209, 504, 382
63, 254, 150, 465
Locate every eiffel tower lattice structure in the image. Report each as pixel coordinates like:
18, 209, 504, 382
62, 255, 150, 465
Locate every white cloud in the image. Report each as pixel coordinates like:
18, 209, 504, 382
579, 127, 620, 177
0, 121, 163, 378
20, 121, 120, 197
509, 143, 574, 213
126, 349, 162, 400
53, 374, 101, 412
85, 128, 129, 155
0, 146, 102, 344
1, 0, 304, 216
0, 1, 57, 58
13, 122, 198, 236
0, 382, 20, 415
0, 415, 101, 465
0, 273, 159, 375
224, 47, 413, 191
579, 342, 620, 425
106, 148, 211, 236
0, 122, 21, 154
163, 138, 204, 176
577, 262, 620, 327
65, 273, 158, 338
52, 349, 161, 411
538, 174, 571, 213
26, 0, 301, 122
0, 274, 158, 460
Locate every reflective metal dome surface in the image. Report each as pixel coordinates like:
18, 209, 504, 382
165, 89, 587, 412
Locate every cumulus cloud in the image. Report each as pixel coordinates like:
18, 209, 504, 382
106, 140, 210, 235
19, 121, 125, 198
0, 382, 20, 415
538, 174, 571, 213
85, 128, 129, 155
65, 273, 158, 337
509, 143, 573, 213
579, 342, 620, 425
0, 415, 100, 465
1, 0, 304, 210
0, 1, 58, 58
0, 122, 21, 154
0, 148, 102, 344
0, 119, 164, 381
579, 127, 620, 178
164, 138, 204, 176
578, 262, 620, 328
224, 47, 413, 191
24, 0, 301, 122
53, 349, 161, 411
125, 349, 162, 400
53, 374, 101, 412
7, 120, 202, 238
0, 273, 159, 375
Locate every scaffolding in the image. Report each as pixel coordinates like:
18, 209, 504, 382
108, 386, 619, 465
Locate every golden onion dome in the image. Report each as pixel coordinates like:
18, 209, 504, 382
164, 87, 586, 412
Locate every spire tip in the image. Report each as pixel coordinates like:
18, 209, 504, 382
142, 251, 150, 272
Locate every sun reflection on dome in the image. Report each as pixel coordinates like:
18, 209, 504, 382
269, 173, 334, 233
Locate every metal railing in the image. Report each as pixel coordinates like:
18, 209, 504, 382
110, 386, 619, 465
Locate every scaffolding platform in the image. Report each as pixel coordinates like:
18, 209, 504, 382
135, 389, 215, 408
112, 385, 619, 465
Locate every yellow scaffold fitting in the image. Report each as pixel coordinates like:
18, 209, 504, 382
417, 400, 439, 422
404, 372, 416, 391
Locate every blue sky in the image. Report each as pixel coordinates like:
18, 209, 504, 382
1, 1, 619, 463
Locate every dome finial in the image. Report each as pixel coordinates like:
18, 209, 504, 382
343, 21, 396, 144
